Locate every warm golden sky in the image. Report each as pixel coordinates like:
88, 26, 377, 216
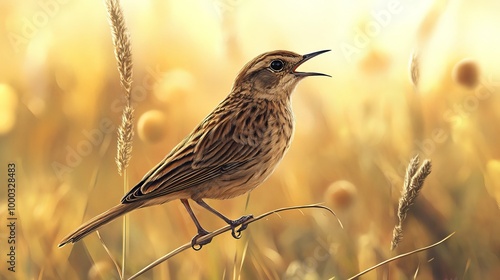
1, 0, 500, 279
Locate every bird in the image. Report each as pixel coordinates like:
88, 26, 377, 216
58, 49, 330, 249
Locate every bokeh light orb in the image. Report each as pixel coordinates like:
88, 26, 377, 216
452, 58, 480, 89
138, 110, 168, 144
324, 180, 358, 210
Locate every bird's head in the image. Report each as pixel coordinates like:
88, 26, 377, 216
233, 50, 330, 100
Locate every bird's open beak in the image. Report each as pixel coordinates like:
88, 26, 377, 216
293, 49, 331, 77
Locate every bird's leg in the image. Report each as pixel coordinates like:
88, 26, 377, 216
194, 199, 253, 239
181, 199, 212, 250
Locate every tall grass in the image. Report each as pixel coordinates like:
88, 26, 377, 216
105, 0, 134, 278
1, 1, 500, 279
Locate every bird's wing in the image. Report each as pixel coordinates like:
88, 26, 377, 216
122, 102, 269, 203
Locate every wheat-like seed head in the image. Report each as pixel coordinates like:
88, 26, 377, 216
391, 225, 403, 251
105, 0, 135, 175
409, 50, 420, 87
116, 105, 134, 176
105, 0, 133, 99
391, 156, 432, 250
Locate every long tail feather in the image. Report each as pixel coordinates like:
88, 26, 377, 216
58, 203, 139, 247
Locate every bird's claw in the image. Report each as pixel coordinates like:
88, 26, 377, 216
190, 214, 253, 249
229, 214, 253, 239
191, 229, 212, 251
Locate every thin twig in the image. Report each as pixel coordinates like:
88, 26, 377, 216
97, 230, 122, 279
345, 232, 455, 280
237, 240, 249, 280
128, 204, 341, 280
121, 170, 129, 279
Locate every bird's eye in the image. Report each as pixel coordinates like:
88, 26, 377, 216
269, 60, 284, 72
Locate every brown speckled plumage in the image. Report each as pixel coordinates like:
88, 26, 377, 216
59, 50, 330, 248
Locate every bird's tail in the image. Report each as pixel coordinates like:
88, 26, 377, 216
58, 203, 139, 247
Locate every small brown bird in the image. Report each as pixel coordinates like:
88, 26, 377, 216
59, 49, 330, 249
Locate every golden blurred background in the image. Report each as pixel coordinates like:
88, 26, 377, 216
1, 0, 500, 279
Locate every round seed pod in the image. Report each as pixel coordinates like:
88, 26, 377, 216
452, 58, 480, 89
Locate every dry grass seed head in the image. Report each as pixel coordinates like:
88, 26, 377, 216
392, 157, 432, 250
409, 51, 420, 87
105, 0, 133, 98
104, 0, 135, 175
116, 105, 134, 175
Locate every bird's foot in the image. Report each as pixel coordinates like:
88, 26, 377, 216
191, 228, 213, 251
228, 214, 254, 239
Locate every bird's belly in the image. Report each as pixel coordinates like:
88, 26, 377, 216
192, 111, 294, 201
193, 145, 289, 200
